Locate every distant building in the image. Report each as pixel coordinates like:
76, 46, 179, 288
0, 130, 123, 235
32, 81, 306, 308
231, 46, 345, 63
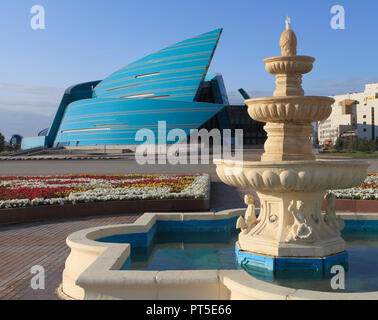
9, 134, 23, 146
318, 83, 378, 145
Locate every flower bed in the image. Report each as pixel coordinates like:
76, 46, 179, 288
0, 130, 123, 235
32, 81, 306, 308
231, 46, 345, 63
330, 173, 378, 201
0, 174, 210, 209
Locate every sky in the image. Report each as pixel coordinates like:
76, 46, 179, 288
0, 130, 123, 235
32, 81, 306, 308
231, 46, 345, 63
0, 0, 377, 140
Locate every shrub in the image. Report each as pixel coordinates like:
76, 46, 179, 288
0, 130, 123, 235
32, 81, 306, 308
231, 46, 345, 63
8, 144, 21, 152
346, 139, 356, 152
358, 138, 369, 152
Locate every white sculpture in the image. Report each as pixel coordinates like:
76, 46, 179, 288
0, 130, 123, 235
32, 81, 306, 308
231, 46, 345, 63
236, 195, 258, 234
324, 193, 345, 235
286, 200, 314, 242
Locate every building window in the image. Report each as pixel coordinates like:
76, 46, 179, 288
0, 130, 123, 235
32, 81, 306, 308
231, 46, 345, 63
363, 115, 367, 119
135, 72, 160, 79
106, 84, 139, 92
144, 95, 171, 99
61, 127, 111, 134
122, 93, 154, 99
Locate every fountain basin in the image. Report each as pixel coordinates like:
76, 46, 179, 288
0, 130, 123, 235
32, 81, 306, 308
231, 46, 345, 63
214, 159, 368, 192
264, 56, 315, 75
58, 210, 378, 300
214, 159, 369, 259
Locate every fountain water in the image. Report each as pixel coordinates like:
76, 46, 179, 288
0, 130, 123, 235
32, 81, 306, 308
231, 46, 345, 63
214, 20, 369, 275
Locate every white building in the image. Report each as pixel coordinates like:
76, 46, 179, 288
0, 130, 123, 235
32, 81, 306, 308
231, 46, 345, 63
318, 83, 378, 145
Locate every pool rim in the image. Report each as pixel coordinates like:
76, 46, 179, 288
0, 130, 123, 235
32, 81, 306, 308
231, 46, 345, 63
59, 209, 378, 300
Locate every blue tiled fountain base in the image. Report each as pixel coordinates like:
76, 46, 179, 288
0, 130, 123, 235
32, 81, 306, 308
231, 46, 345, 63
235, 244, 349, 280
95, 217, 374, 277
97, 217, 238, 248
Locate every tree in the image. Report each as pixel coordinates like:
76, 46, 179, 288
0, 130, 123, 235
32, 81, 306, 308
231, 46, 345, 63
334, 138, 343, 152
346, 138, 356, 153
0, 132, 5, 152
7, 143, 20, 152
367, 139, 376, 153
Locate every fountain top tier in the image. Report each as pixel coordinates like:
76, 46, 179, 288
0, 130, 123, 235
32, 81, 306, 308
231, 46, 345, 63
245, 22, 335, 162
266, 24, 315, 97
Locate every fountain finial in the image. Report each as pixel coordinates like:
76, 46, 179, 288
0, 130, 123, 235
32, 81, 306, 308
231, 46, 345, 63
285, 15, 291, 30
280, 16, 297, 56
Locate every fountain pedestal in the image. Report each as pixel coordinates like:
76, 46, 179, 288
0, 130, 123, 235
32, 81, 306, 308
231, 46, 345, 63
239, 190, 344, 257
214, 20, 368, 276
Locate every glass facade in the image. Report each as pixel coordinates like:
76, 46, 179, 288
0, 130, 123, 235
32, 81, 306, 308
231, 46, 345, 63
226, 106, 266, 145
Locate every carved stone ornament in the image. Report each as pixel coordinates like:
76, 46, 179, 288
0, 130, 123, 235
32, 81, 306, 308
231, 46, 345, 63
236, 194, 259, 234
286, 200, 314, 243
323, 193, 345, 234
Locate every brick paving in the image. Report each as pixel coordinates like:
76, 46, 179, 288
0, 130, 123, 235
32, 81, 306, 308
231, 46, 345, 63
0, 214, 140, 300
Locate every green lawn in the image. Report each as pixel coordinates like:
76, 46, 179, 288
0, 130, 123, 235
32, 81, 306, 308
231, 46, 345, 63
318, 151, 378, 159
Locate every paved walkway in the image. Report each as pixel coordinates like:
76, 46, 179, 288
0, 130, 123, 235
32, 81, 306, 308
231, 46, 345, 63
0, 214, 140, 300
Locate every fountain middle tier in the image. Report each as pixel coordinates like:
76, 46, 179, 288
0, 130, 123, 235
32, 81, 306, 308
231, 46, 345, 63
246, 96, 334, 161
246, 96, 334, 123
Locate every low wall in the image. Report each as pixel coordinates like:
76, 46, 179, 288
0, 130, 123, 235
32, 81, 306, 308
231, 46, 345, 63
0, 198, 210, 226
322, 199, 378, 213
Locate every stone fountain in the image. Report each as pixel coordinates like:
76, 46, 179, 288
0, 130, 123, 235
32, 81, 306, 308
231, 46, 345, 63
214, 19, 369, 275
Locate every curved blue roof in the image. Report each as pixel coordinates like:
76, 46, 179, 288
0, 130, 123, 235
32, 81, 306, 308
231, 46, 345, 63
50, 29, 226, 148
93, 29, 222, 102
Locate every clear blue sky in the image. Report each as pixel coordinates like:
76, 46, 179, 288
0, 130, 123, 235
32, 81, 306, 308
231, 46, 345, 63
1, 0, 377, 139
